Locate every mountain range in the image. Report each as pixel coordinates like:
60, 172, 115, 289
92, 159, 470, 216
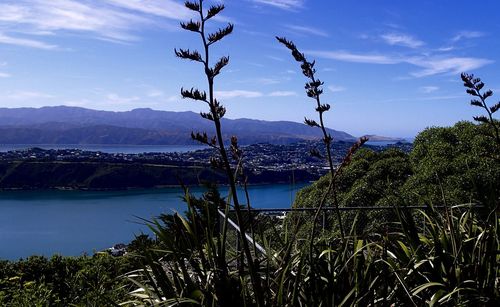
0, 106, 359, 145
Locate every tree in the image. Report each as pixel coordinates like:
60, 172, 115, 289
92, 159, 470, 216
404, 121, 500, 210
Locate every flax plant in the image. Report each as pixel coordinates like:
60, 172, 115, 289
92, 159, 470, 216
174, 1, 263, 304
276, 37, 350, 241
461, 73, 500, 147
120, 1, 499, 304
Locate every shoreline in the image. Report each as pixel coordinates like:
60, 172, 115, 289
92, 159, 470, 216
0, 180, 312, 192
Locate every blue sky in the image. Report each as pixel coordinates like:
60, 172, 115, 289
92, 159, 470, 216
0, 0, 499, 137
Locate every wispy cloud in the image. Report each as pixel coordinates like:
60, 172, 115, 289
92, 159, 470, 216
437, 46, 454, 52
0, 32, 58, 50
285, 25, 329, 37
419, 86, 439, 94
63, 98, 91, 107
266, 55, 285, 62
215, 90, 297, 98
0, 0, 192, 48
380, 94, 463, 104
252, 0, 304, 10
269, 91, 297, 97
6, 91, 54, 100
408, 57, 493, 77
255, 77, 282, 85
106, 93, 140, 104
215, 90, 264, 99
380, 33, 424, 48
451, 31, 485, 42
307, 49, 493, 77
307, 50, 399, 64
166, 95, 180, 102
105, 0, 191, 20
328, 85, 346, 93
0, 72, 11, 78
147, 90, 164, 98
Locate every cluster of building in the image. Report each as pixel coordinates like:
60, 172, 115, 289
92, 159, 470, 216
0, 141, 412, 175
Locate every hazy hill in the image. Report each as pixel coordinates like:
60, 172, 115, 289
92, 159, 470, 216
0, 106, 356, 145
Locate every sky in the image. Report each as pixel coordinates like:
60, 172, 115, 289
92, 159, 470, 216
0, 0, 499, 138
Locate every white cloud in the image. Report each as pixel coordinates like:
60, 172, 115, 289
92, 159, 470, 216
419, 86, 439, 94
106, 93, 140, 104
408, 57, 493, 77
166, 95, 180, 102
0, 0, 193, 48
307, 50, 399, 64
286, 25, 329, 37
452, 31, 485, 42
0, 72, 11, 78
255, 78, 282, 85
215, 90, 263, 99
105, 0, 191, 20
308, 49, 493, 77
381, 95, 462, 103
437, 46, 454, 52
269, 91, 297, 97
63, 98, 91, 107
418, 95, 462, 101
6, 91, 54, 100
147, 90, 164, 98
381, 33, 424, 48
0, 32, 58, 50
266, 55, 285, 62
252, 0, 304, 10
328, 85, 345, 93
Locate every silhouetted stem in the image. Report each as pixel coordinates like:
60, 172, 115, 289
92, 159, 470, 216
310, 74, 345, 241
197, 2, 263, 305
478, 92, 500, 146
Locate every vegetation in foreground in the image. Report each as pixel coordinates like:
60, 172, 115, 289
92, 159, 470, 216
0, 1, 498, 306
119, 2, 499, 306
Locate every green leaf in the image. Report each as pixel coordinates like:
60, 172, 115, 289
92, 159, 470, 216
411, 282, 445, 296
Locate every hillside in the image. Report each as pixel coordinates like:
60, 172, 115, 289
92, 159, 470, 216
0, 106, 356, 145
0, 161, 317, 189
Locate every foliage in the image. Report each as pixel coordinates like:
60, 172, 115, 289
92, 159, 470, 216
174, 0, 264, 303
0, 254, 135, 306
120, 2, 500, 301
3, 2, 499, 306
293, 147, 412, 235
119, 1, 499, 305
404, 121, 500, 209
461, 73, 500, 146
296, 147, 411, 207
122, 182, 499, 306
276, 36, 351, 239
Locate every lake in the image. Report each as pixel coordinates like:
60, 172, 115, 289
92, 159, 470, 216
0, 183, 307, 260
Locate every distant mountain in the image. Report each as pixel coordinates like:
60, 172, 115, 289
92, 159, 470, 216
0, 106, 356, 145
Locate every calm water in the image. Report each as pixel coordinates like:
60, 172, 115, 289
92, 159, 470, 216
0, 144, 205, 154
0, 183, 307, 260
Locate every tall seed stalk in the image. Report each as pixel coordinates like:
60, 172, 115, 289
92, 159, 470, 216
175, 1, 263, 304
276, 37, 347, 240
461, 73, 500, 146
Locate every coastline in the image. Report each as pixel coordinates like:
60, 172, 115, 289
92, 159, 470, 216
0, 179, 314, 192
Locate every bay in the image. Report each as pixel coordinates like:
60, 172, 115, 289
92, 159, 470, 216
0, 183, 307, 260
